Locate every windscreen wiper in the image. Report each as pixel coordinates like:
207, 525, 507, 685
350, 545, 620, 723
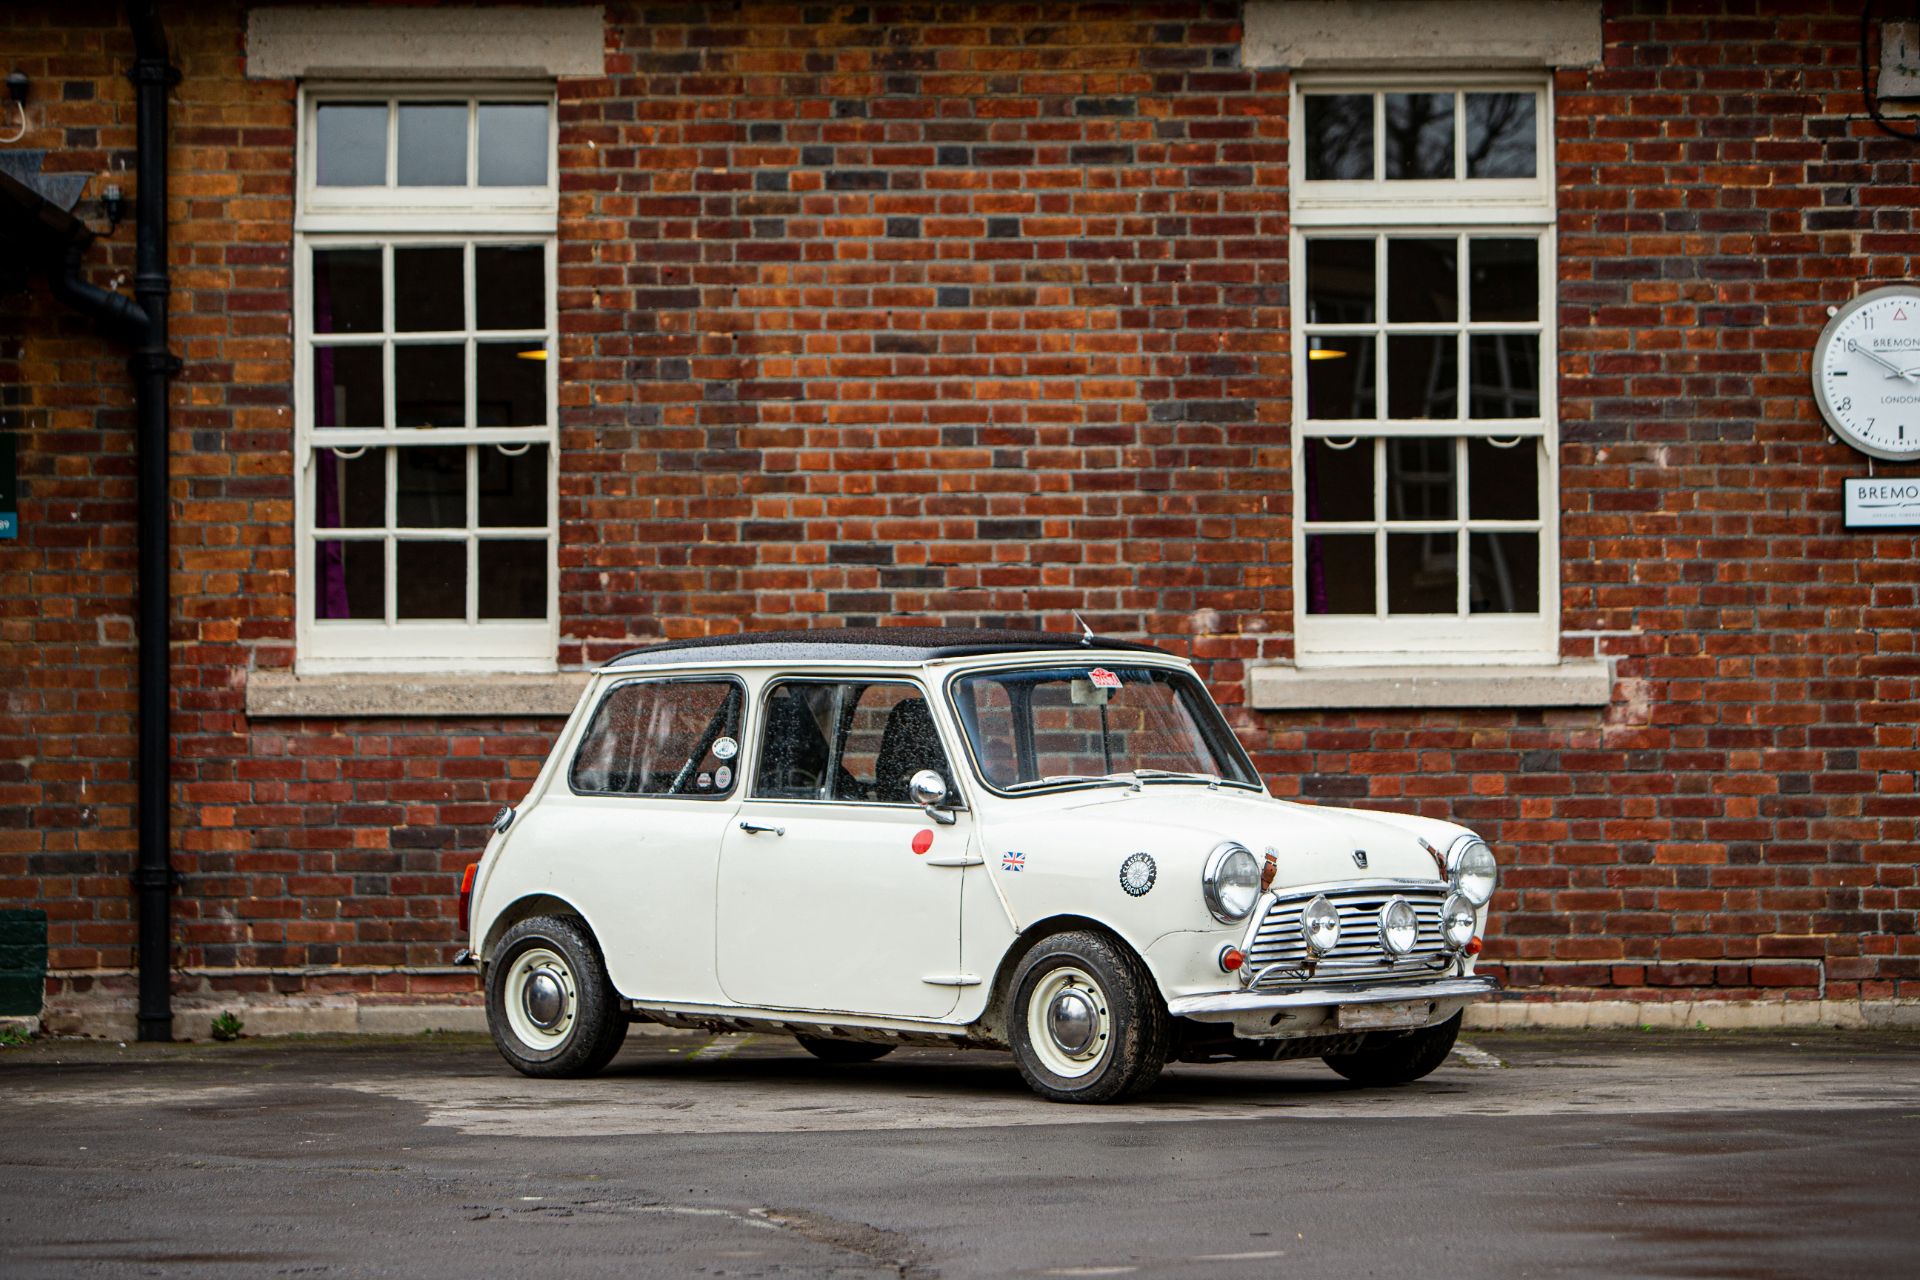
1003, 773, 1136, 792
1129, 768, 1223, 789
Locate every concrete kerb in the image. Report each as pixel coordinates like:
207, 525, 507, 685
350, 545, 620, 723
28, 997, 1920, 1041
1465, 999, 1920, 1032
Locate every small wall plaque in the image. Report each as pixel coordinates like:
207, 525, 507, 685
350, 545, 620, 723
1844, 476, 1920, 529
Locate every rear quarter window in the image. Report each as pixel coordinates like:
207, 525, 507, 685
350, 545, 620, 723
569, 678, 744, 797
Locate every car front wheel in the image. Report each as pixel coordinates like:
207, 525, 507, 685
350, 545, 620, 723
1007, 930, 1170, 1104
1320, 1011, 1461, 1086
486, 915, 628, 1078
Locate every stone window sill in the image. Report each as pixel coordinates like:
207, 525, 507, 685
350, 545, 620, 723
1246, 661, 1612, 711
246, 671, 591, 719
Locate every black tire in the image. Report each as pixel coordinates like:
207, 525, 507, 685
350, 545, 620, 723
1007, 929, 1171, 1104
485, 915, 628, 1078
1321, 1011, 1462, 1086
796, 1035, 895, 1064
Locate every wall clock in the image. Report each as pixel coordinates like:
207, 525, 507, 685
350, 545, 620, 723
1812, 284, 1920, 462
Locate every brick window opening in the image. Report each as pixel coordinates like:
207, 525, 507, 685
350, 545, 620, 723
1290, 80, 1556, 666
296, 90, 558, 672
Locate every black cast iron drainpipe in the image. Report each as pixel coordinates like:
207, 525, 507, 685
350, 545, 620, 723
48, 1, 180, 1041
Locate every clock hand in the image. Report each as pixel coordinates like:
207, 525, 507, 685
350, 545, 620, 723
1847, 339, 1912, 378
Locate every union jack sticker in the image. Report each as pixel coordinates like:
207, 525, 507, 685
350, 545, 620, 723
1001, 850, 1027, 872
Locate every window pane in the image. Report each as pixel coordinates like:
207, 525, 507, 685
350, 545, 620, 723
1305, 239, 1374, 324
395, 540, 466, 619
1387, 334, 1458, 419
1468, 334, 1540, 418
476, 246, 546, 330
315, 448, 384, 529
1468, 437, 1539, 520
1303, 438, 1373, 522
1466, 93, 1535, 178
311, 249, 382, 334
314, 103, 386, 186
755, 683, 836, 800
396, 446, 465, 528
1387, 238, 1457, 322
478, 540, 547, 620
1470, 532, 1540, 613
394, 344, 465, 428
569, 680, 742, 796
396, 103, 467, 186
1303, 534, 1375, 615
393, 247, 464, 332
1306, 336, 1376, 420
476, 342, 547, 426
1385, 92, 1454, 180
833, 684, 950, 804
478, 103, 549, 186
1386, 437, 1456, 521
312, 345, 383, 429
1469, 238, 1538, 322
478, 445, 546, 527
314, 539, 383, 620
1303, 94, 1373, 181
1387, 531, 1457, 613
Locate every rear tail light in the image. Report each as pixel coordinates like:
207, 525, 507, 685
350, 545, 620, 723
457, 863, 478, 934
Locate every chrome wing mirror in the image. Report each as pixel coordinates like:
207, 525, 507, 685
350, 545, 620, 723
910, 769, 959, 826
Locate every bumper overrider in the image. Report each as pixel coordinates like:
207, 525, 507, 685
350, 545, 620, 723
1168, 975, 1500, 1039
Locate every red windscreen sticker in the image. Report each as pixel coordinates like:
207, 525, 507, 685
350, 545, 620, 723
1088, 667, 1121, 689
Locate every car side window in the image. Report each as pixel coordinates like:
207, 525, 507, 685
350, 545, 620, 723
570, 679, 744, 797
754, 680, 954, 804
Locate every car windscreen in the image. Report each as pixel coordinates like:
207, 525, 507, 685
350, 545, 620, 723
948, 665, 1259, 792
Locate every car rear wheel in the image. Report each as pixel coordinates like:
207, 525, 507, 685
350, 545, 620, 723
796, 1035, 895, 1064
1321, 1011, 1461, 1086
486, 915, 628, 1078
1007, 930, 1170, 1104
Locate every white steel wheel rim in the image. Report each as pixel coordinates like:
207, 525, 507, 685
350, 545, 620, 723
503, 946, 577, 1051
1026, 965, 1111, 1079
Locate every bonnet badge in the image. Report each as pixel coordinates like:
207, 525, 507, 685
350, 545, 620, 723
1352, 849, 1368, 869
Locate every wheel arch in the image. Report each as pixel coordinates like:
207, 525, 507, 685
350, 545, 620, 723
481, 892, 599, 962
975, 913, 1152, 1046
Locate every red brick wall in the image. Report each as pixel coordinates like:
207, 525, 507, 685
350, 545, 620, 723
1, 0, 1916, 1027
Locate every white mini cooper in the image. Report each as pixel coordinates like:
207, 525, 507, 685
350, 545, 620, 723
460, 628, 1500, 1103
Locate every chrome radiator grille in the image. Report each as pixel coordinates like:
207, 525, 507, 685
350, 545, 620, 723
1245, 884, 1454, 988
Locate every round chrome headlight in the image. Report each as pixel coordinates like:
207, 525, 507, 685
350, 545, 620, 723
1378, 897, 1418, 957
1202, 842, 1261, 923
1302, 895, 1341, 956
1441, 892, 1477, 951
1447, 835, 1498, 907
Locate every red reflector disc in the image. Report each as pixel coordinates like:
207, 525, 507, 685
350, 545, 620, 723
1220, 947, 1244, 972
911, 829, 934, 855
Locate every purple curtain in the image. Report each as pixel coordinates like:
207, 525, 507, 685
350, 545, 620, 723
313, 264, 351, 620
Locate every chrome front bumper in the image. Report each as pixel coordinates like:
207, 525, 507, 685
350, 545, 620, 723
1167, 975, 1500, 1025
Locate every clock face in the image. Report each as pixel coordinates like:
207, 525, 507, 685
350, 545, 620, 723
1813, 285, 1920, 462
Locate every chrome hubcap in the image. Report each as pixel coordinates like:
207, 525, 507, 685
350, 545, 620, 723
1025, 965, 1111, 1079
523, 968, 565, 1029
500, 945, 576, 1050
1047, 989, 1098, 1056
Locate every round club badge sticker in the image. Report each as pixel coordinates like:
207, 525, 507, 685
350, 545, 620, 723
1119, 852, 1156, 897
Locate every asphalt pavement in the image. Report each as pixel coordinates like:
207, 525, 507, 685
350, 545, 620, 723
3, 1026, 1917, 1278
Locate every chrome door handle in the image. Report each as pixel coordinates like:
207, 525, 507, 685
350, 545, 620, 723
738, 820, 785, 837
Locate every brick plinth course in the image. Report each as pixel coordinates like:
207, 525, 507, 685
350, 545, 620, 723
0, 1, 1915, 1037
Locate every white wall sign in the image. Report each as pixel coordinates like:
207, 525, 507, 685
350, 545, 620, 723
1844, 477, 1920, 528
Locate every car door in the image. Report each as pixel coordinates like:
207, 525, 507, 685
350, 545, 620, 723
716, 676, 971, 1019
530, 674, 745, 1002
